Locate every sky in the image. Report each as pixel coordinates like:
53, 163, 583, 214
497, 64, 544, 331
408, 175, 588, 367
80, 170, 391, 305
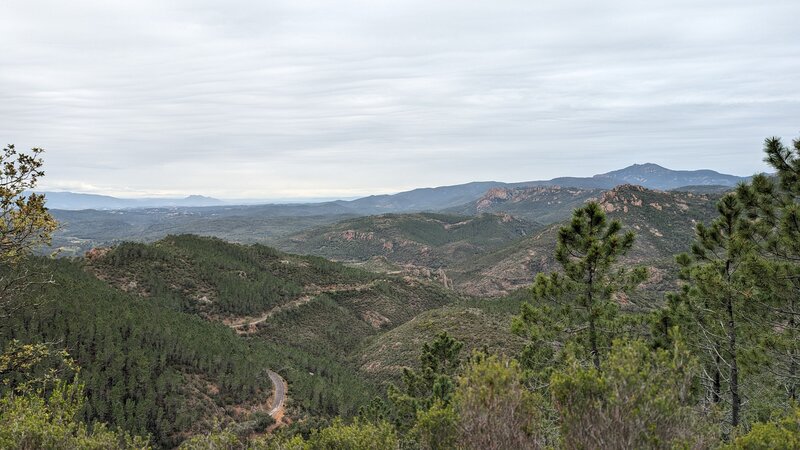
1, 0, 799, 199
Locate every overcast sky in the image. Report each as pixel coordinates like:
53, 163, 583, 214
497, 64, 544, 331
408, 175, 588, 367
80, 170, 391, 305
2, 0, 799, 199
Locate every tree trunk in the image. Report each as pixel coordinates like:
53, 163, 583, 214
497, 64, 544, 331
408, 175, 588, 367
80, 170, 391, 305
712, 352, 721, 404
589, 316, 600, 370
790, 296, 797, 402
727, 294, 740, 428
588, 268, 600, 370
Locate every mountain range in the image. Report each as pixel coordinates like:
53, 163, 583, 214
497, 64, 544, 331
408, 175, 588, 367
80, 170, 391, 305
40, 163, 749, 211
35, 192, 226, 209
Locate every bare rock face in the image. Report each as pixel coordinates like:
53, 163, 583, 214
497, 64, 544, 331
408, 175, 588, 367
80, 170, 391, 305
476, 188, 512, 210
339, 230, 375, 241
600, 184, 649, 212
362, 310, 391, 329
85, 247, 110, 260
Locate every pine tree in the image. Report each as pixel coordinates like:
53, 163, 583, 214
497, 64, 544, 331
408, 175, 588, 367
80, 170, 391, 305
736, 135, 800, 404
513, 202, 646, 371
676, 193, 752, 428
385, 332, 464, 433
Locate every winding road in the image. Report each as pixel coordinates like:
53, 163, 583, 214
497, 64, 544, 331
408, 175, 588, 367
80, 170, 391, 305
228, 282, 384, 425
267, 369, 286, 418
229, 295, 314, 331
224, 320, 288, 426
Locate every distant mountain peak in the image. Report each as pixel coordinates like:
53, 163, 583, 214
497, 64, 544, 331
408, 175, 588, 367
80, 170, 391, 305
185, 194, 215, 200
585, 164, 746, 190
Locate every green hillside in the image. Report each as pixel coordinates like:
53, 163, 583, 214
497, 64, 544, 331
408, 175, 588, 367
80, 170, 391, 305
251, 278, 458, 359
280, 212, 538, 266
85, 234, 379, 318
81, 235, 480, 405
0, 258, 274, 448
356, 303, 528, 385
4, 237, 432, 447
450, 185, 722, 299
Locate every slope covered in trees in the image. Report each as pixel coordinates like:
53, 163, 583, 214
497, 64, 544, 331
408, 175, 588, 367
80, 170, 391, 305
279, 212, 539, 273
1, 258, 273, 447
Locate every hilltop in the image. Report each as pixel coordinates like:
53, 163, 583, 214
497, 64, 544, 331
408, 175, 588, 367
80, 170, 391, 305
86, 234, 460, 326
446, 185, 605, 224
452, 184, 722, 297
342, 163, 745, 211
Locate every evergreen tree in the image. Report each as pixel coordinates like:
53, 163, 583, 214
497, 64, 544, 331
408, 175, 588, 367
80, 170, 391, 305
675, 193, 752, 428
513, 202, 646, 371
551, 337, 712, 449
736, 136, 800, 404
385, 332, 463, 434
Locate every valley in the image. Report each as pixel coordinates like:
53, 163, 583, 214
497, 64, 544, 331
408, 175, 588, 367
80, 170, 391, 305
5, 161, 763, 448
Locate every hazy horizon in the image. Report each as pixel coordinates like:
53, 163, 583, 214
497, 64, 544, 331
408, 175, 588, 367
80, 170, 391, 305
3, 1, 798, 199
36, 161, 759, 202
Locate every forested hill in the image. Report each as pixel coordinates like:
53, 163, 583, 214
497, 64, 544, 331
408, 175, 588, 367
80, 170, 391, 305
279, 212, 539, 272
0, 258, 273, 448
2, 235, 465, 448
85, 234, 459, 321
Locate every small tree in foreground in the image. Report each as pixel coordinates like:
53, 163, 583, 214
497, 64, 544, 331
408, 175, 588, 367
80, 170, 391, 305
454, 353, 549, 450
386, 332, 463, 433
0, 144, 58, 318
724, 407, 800, 449
551, 337, 715, 450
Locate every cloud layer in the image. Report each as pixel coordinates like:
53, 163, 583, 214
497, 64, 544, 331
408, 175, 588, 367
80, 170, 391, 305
2, 0, 799, 198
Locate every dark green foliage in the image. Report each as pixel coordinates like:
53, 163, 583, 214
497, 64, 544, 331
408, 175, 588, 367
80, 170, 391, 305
673, 193, 754, 428
385, 333, 464, 434
0, 380, 151, 449
355, 306, 528, 387
0, 341, 150, 449
0, 258, 271, 448
551, 338, 713, 449
513, 202, 646, 372
1, 253, 384, 447
91, 234, 376, 317
725, 407, 800, 449
736, 136, 800, 405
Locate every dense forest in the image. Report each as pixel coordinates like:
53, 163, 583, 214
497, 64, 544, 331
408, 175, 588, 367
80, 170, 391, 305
2, 137, 800, 449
